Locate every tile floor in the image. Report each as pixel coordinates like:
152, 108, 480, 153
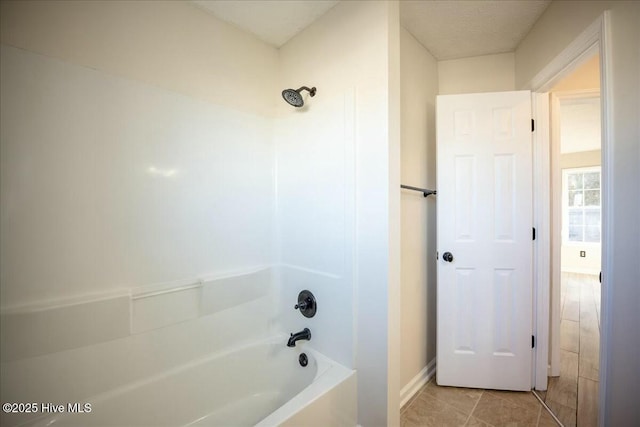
541, 272, 600, 427
401, 379, 559, 427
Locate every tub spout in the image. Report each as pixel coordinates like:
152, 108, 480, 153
287, 328, 311, 347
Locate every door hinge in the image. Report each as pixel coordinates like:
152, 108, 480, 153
531, 119, 535, 132
532, 335, 536, 348
532, 227, 536, 241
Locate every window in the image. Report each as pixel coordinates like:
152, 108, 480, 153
563, 167, 601, 244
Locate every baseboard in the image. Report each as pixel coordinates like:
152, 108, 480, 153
561, 267, 600, 276
400, 358, 436, 408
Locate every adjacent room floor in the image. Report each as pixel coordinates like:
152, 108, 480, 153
401, 379, 557, 426
537, 272, 600, 427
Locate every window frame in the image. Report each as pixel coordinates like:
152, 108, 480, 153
562, 166, 602, 246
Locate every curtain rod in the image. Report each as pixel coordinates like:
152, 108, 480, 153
401, 184, 436, 197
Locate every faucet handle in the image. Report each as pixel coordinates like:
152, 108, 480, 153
294, 290, 317, 318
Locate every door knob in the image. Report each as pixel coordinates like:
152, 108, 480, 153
442, 252, 454, 262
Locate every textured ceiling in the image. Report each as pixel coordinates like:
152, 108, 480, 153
192, 0, 339, 48
400, 0, 552, 60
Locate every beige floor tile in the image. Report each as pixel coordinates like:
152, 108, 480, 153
545, 399, 576, 427
485, 390, 541, 413
471, 393, 540, 426
578, 357, 600, 382
579, 328, 600, 364
537, 409, 559, 427
402, 381, 431, 414
559, 349, 579, 379
592, 280, 601, 328
579, 279, 598, 322
546, 350, 579, 410
577, 377, 598, 427
546, 375, 577, 410
579, 283, 600, 366
579, 336, 599, 366
423, 381, 483, 415
535, 390, 547, 401
560, 320, 579, 353
562, 298, 580, 322
401, 392, 469, 427
541, 273, 602, 426
466, 416, 494, 426
562, 278, 580, 322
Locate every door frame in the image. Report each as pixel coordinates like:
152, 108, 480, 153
526, 11, 611, 420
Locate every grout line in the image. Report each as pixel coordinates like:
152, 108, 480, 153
422, 383, 480, 421
463, 389, 484, 426
575, 376, 580, 426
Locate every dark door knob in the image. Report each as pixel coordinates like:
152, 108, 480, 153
442, 252, 454, 262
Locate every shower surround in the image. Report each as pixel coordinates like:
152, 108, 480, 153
0, 1, 401, 425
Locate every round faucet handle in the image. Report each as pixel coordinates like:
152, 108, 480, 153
294, 290, 317, 318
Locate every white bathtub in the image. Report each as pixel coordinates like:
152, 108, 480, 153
24, 336, 356, 427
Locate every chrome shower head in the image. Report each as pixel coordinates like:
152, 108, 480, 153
282, 86, 316, 107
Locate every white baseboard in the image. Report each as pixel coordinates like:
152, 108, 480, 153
561, 267, 600, 276
400, 358, 436, 408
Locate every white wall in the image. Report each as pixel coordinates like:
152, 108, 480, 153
516, 2, 640, 424
438, 52, 515, 95
277, 1, 400, 425
551, 54, 600, 92
559, 97, 601, 154
561, 150, 601, 169
516, 1, 619, 90
561, 244, 601, 275
399, 28, 438, 399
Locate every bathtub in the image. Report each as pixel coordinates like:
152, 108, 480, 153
23, 335, 355, 427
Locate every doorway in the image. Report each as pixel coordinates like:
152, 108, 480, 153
538, 53, 602, 427
528, 11, 613, 426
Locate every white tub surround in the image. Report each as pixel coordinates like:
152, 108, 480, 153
0, 267, 275, 427
0, 43, 275, 310
0, 264, 358, 427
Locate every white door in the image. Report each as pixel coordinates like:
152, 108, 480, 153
436, 91, 533, 391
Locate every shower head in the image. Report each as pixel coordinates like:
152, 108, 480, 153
282, 86, 316, 107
